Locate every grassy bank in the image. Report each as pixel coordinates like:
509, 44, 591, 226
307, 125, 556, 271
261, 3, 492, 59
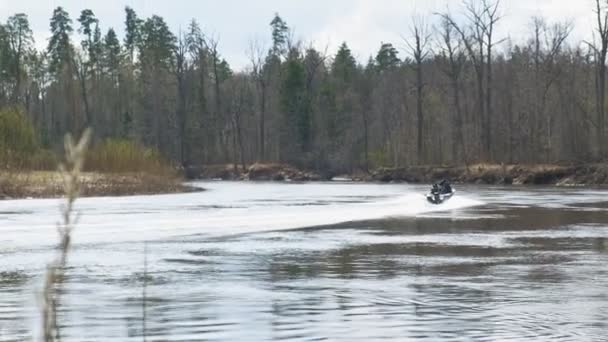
0, 108, 197, 199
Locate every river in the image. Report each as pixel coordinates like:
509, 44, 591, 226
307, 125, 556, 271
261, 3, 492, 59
1, 181, 608, 341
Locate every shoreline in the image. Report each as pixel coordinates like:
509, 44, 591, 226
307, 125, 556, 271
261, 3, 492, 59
0, 171, 201, 200
4, 162, 608, 200
192, 162, 608, 187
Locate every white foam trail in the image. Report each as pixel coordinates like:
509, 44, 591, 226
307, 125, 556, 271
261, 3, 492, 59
162, 192, 482, 239
0, 182, 483, 248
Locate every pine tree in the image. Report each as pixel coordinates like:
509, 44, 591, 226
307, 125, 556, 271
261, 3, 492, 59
102, 28, 120, 74
124, 7, 141, 63
280, 47, 310, 157
332, 42, 357, 82
270, 13, 289, 57
47, 7, 74, 75
5, 13, 34, 104
375, 42, 400, 72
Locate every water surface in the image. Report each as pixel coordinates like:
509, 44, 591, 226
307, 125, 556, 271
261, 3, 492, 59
1, 182, 608, 341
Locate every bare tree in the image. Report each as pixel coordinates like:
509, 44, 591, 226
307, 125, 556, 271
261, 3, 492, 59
405, 16, 432, 164
481, 0, 503, 158
174, 31, 188, 166
588, 0, 608, 158
74, 51, 92, 129
248, 39, 269, 161
439, 0, 503, 160
531, 17, 572, 160
207, 34, 228, 158
439, 10, 484, 160
437, 15, 467, 165
186, 19, 210, 163
227, 74, 248, 172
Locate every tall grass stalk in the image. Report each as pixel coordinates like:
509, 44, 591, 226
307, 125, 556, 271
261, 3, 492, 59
142, 241, 148, 342
41, 129, 91, 342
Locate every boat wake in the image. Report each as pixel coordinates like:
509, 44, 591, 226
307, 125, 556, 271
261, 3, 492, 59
192, 191, 484, 238
0, 183, 484, 247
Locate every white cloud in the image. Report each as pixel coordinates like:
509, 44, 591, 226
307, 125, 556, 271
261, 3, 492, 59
0, 0, 600, 69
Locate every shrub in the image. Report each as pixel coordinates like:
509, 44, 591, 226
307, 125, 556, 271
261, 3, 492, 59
0, 107, 39, 169
28, 150, 59, 170
85, 138, 173, 175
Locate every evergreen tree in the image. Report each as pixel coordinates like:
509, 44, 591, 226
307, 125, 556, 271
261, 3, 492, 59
124, 7, 141, 63
137, 15, 176, 150
375, 42, 400, 71
138, 15, 176, 69
47, 7, 74, 75
102, 28, 121, 74
78, 9, 102, 72
332, 42, 357, 82
270, 13, 289, 57
5, 13, 34, 103
280, 47, 310, 156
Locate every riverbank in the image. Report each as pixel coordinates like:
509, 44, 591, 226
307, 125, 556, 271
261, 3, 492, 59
193, 162, 608, 186
195, 163, 326, 181
0, 171, 200, 200
6, 162, 603, 200
368, 163, 608, 186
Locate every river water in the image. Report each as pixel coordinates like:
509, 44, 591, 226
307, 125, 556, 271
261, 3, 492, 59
1, 182, 608, 341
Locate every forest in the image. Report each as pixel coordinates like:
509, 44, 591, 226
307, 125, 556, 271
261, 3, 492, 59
0, 0, 607, 175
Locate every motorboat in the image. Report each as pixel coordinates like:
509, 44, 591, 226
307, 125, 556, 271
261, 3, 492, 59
426, 181, 454, 205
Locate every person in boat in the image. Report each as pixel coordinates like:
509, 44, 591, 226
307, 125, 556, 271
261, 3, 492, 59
431, 183, 440, 194
439, 179, 452, 194
430, 183, 441, 203
428, 180, 454, 204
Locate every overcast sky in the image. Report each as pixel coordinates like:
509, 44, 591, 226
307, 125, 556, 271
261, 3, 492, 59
0, 0, 598, 70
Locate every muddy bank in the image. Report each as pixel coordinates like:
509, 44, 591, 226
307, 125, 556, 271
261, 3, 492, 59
0, 171, 201, 200
369, 163, 608, 186
191, 162, 608, 186
192, 163, 326, 181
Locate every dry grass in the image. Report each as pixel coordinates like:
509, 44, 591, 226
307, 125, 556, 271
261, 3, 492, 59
85, 139, 173, 176
0, 170, 194, 199
41, 129, 91, 342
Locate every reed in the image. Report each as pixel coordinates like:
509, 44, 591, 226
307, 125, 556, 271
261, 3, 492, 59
85, 138, 173, 175
41, 129, 91, 342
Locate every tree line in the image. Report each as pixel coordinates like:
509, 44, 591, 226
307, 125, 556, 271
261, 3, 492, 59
1, 0, 608, 174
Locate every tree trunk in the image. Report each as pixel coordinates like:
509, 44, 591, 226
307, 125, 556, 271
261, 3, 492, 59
486, 40, 493, 160
362, 111, 370, 172
259, 81, 266, 161
416, 61, 424, 164
599, 55, 606, 158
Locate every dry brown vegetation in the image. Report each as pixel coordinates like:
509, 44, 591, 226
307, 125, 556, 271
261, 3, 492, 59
42, 129, 90, 342
0, 171, 196, 199
196, 162, 325, 181
85, 139, 174, 175
369, 163, 608, 186
192, 161, 608, 186
0, 115, 196, 199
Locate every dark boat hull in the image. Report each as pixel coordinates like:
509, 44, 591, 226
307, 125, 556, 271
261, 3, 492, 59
426, 191, 454, 205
